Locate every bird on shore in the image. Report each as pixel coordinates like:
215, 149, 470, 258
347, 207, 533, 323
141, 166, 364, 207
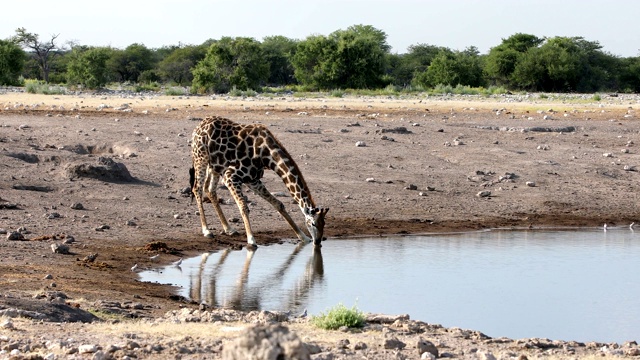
130, 264, 138, 272
174, 258, 183, 266
149, 254, 160, 261
630, 222, 635, 229
603, 223, 608, 231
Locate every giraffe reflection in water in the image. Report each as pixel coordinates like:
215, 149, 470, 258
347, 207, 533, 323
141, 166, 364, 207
187, 242, 324, 311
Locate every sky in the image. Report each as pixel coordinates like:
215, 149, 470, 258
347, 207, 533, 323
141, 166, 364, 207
3, 0, 639, 57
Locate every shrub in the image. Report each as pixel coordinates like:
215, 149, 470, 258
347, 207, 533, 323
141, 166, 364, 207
165, 87, 187, 96
311, 303, 365, 330
24, 80, 66, 95
592, 93, 601, 101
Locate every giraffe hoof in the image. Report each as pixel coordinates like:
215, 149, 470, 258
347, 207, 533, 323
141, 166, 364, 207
204, 232, 214, 239
246, 243, 258, 250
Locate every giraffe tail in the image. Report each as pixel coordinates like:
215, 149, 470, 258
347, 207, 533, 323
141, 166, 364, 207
188, 166, 195, 203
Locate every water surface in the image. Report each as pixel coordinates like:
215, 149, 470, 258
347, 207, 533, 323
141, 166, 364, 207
140, 228, 640, 343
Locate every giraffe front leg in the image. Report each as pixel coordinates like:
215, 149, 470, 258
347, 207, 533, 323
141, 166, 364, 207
248, 181, 312, 243
223, 172, 257, 247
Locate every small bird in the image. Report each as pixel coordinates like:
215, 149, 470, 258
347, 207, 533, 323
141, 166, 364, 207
130, 264, 138, 272
630, 222, 636, 229
174, 258, 183, 266
603, 223, 608, 231
149, 254, 160, 261
298, 309, 307, 318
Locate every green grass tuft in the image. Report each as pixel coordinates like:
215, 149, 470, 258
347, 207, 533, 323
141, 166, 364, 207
311, 303, 366, 330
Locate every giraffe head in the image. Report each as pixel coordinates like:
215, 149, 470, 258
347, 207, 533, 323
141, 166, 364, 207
304, 207, 329, 245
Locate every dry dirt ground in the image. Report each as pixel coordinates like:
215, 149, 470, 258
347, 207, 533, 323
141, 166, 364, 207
1, 90, 640, 359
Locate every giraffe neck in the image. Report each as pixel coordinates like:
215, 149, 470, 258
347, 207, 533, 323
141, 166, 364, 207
266, 141, 316, 211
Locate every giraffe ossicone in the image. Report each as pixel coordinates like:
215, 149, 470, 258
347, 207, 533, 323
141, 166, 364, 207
190, 116, 328, 247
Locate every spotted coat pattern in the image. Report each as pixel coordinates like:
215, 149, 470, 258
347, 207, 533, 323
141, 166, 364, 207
191, 116, 328, 246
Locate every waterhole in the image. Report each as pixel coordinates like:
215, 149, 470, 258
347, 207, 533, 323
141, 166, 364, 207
140, 227, 640, 343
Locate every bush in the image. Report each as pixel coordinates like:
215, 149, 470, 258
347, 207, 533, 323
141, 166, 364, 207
311, 303, 365, 330
165, 87, 187, 96
25, 80, 67, 95
592, 93, 601, 101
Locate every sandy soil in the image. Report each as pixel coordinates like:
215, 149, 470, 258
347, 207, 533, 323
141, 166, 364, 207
1, 90, 639, 359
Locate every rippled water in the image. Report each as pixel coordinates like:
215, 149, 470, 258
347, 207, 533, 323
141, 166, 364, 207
140, 228, 640, 343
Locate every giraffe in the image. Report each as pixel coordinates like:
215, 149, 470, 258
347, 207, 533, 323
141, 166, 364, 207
190, 116, 329, 247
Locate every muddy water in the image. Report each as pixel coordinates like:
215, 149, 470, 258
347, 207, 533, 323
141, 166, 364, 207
140, 228, 640, 343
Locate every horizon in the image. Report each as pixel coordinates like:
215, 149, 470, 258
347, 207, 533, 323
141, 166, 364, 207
2, 0, 639, 57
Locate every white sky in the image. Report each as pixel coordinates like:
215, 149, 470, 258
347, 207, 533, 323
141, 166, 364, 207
3, 0, 639, 57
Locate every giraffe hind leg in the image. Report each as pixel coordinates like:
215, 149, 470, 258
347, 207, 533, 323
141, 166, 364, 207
193, 166, 214, 239
204, 170, 238, 236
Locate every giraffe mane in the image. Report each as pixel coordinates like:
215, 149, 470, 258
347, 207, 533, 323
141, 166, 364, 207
265, 127, 316, 208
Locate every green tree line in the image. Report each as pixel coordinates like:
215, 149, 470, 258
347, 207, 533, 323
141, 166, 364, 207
1, 25, 639, 93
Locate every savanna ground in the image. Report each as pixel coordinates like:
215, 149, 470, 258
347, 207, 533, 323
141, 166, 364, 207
1, 90, 640, 359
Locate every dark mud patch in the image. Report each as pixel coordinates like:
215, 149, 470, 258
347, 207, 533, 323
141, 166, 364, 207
65, 156, 135, 182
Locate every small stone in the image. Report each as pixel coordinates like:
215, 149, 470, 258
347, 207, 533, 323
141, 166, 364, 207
405, 184, 418, 190
63, 235, 75, 244
624, 165, 636, 171
78, 344, 97, 354
44, 274, 53, 280
383, 337, 406, 350
526, 181, 536, 187
417, 338, 439, 357
1, 319, 14, 329
355, 141, 366, 147
603, 153, 613, 157
70, 203, 84, 210
365, 178, 376, 183
51, 243, 70, 254
477, 190, 491, 198
7, 231, 25, 241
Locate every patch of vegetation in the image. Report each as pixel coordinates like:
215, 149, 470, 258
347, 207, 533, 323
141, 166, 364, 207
592, 93, 601, 101
165, 86, 187, 96
135, 82, 161, 92
311, 303, 366, 330
24, 80, 67, 95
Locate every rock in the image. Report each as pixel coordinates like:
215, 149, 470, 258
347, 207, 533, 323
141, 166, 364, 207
417, 338, 438, 357
405, 184, 418, 190
78, 344, 98, 354
366, 178, 376, 183
383, 337, 406, 350
63, 235, 75, 244
421, 352, 436, 360
355, 141, 366, 147
70, 203, 84, 210
222, 324, 309, 360
526, 181, 536, 187
51, 243, 70, 254
477, 190, 491, 198
1, 319, 14, 329
6, 231, 25, 241
477, 351, 497, 360
65, 156, 134, 182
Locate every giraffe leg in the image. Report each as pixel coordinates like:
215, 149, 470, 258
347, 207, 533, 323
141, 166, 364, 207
193, 165, 214, 239
204, 171, 239, 236
248, 180, 313, 243
223, 170, 257, 247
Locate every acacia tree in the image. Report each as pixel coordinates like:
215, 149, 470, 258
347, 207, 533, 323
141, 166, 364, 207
261, 35, 298, 86
484, 33, 543, 87
107, 43, 154, 82
157, 44, 207, 85
292, 25, 391, 89
191, 37, 269, 93
0, 39, 26, 85
66, 46, 112, 89
14, 28, 62, 82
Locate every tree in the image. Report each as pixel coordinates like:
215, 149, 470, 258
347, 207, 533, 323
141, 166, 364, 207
0, 39, 26, 85
291, 25, 391, 89
261, 35, 298, 86
107, 43, 154, 82
157, 44, 207, 85
66, 46, 111, 89
191, 37, 269, 94
14, 27, 62, 82
388, 44, 448, 86
484, 33, 543, 86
